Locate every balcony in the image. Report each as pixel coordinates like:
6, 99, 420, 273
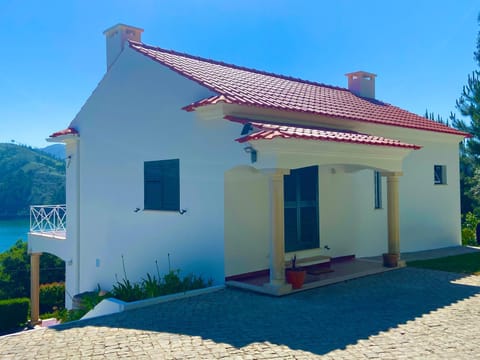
30, 205, 67, 240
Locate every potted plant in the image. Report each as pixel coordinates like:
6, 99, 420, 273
285, 255, 307, 289
383, 253, 399, 268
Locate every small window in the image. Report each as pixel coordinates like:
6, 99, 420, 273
374, 171, 382, 209
144, 159, 180, 211
434, 165, 447, 185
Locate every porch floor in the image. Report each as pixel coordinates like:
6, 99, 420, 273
226, 257, 403, 296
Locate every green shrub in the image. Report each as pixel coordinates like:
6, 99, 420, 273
462, 212, 479, 246
54, 308, 87, 323
111, 278, 144, 302
162, 270, 184, 295
142, 273, 162, 298
112, 269, 212, 302
39, 282, 65, 314
0, 298, 29, 332
462, 227, 477, 246
182, 273, 213, 290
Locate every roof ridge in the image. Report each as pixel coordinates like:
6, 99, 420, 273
128, 40, 349, 93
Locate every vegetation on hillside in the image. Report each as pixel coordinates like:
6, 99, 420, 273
0, 143, 65, 218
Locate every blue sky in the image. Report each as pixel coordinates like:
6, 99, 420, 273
0, 0, 479, 148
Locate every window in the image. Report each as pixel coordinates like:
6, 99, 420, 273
144, 159, 180, 211
284, 166, 319, 252
374, 171, 382, 209
434, 165, 447, 185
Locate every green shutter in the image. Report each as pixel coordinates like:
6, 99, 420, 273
144, 159, 180, 211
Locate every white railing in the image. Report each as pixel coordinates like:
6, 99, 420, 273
30, 205, 66, 234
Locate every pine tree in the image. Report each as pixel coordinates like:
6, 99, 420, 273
448, 14, 480, 214
453, 13, 480, 167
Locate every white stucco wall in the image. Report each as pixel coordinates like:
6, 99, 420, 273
224, 166, 270, 277
398, 140, 461, 251
69, 48, 247, 293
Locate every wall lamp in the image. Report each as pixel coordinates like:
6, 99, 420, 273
243, 145, 257, 163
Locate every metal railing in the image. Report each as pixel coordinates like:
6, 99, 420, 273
30, 205, 66, 234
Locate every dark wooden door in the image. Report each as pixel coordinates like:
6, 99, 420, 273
284, 166, 319, 252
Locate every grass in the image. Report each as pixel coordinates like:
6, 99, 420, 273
408, 252, 480, 275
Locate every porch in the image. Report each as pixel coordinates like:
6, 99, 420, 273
226, 256, 404, 295
224, 124, 419, 296
28, 204, 68, 325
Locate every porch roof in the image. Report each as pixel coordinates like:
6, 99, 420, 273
228, 117, 421, 150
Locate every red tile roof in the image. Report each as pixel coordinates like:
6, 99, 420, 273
129, 41, 468, 137
227, 117, 421, 150
50, 128, 78, 138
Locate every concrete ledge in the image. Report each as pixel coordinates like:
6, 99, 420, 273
81, 285, 225, 320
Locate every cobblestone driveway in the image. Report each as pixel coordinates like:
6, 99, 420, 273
2, 268, 480, 359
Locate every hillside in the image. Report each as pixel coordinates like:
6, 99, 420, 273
40, 144, 66, 159
0, 143, 65, 218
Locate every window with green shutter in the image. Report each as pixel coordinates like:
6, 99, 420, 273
144, 159, 180, 211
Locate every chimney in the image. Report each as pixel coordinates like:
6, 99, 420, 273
103, 24, 144, 70
345, 71, 377, 99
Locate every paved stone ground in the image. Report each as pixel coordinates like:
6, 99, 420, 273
2, 267, 480, 359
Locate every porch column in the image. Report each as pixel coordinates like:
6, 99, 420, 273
384, 172, 402, 267
263, 168, 292, 295
30, 252, 41, 325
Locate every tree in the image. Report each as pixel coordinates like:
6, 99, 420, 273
451, 13, 480, 214
0, 240, 65, 300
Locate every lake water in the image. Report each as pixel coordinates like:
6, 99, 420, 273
0, 218, 29, 253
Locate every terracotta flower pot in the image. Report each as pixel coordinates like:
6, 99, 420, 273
383, 253, 399, 268
286, 269, 306, 289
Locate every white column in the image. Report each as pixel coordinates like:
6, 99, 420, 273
383, 172, 402, 267
30, 252, 41, 325
263, 168, 292, 295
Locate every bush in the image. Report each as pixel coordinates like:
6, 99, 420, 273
462, 212, 479, 246
39, 282, 65, 314
462, 227, 477, 246
111, 270, 212, 303
0, 298, 29, 332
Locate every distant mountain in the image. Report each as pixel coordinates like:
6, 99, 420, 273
0, 143, 65, 218
40, 144, 66, 160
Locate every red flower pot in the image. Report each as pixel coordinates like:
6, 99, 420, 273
286, 269, 306, 289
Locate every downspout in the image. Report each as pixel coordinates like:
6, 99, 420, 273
75, 138, 81, 295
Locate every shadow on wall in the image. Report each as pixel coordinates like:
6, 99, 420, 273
51, 268, 480, 356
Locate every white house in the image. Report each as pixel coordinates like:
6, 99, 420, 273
28, 24, 468, 319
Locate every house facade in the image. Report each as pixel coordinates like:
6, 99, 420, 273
28, 24, 467, 319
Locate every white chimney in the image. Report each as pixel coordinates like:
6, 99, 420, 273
103, 24, 144, 70
345, 71, 377, 99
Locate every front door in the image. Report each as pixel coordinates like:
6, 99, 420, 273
284, 166, 319, 252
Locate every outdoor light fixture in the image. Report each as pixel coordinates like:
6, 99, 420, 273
243, 145, 257, 163
66, 155, 72, 168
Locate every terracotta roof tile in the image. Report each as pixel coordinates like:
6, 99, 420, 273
50, 128, 78, 138
227, 117, 421, 150
129, 41, 468, 137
